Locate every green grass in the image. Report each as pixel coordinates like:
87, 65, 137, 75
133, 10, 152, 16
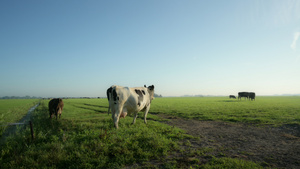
1, 96, 299, 168
150, 96, 300, 126
0, 99, 39, 136
200, 157, 263, 169
0, 99, 39, 122
0, 99, 190, 168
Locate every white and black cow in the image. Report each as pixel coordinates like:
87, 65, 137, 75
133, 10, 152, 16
109, 85, 155, 129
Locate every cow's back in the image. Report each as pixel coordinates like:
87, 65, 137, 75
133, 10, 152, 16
114, 86, 131, 104
129, 87, 150, 112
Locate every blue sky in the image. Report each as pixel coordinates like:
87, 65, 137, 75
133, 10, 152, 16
1, 0, 299, 97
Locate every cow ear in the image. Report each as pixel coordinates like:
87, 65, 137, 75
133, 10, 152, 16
151, 85, 154, 89
144, 85, 146, 87
148, 85, 154, 90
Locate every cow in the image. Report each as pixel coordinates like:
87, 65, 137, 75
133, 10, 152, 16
110, 85, 155, 129
238, 92, 256, 101
49, 98, 64, 119
249, 92, 255, 101
229, 95, 236, 99
238, 92, 249, 100
106, 86, 113, 115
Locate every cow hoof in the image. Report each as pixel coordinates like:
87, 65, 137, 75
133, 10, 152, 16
114, 124, 119, 129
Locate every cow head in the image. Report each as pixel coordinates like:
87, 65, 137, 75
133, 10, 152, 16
147, 85, 155, 100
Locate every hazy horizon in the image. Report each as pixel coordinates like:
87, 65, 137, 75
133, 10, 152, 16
1, 93, 300, 99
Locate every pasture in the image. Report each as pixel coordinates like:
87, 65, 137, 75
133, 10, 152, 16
0, 97, 299, 168
0, 99, 39, 136
150, 96, 300, 125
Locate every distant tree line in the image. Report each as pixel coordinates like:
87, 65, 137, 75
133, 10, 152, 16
154, 93, 162, 97
1, 94, 163, 99
0, 96, 42, 99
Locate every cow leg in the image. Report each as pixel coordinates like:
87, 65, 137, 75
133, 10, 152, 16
132, 112, 138, 125
50, 109, 54, 118
111, 110, 115, 121
114, 116, 119, 129
113, 104, 122, 129
113, 110, 120, 129
58, 108, 62, 119
107, 106, 110, 115
111, 111, 119, 129
143, 106, 150, 124
55, 109, 58, 120
108, 99, 113, 115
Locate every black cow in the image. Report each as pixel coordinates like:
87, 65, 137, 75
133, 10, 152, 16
249, 92, 255, 101
238, 92, 256, 101
229, 95, 236, 99
238, 92, 249, 100
49, 98, 64, 119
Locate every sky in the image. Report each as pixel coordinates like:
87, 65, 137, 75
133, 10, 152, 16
0, 0, 300, 97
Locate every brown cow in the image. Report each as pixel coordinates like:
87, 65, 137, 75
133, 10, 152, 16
49, 98, 64, 119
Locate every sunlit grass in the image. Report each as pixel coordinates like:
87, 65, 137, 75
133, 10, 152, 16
0, 99, 39, 136
150, 96, 300, 126
0, 99, 190, 168
1, 97, 299, 168
0, 99, 39, 122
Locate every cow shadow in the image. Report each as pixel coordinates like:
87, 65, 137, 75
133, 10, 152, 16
73, 104, 107, 114
218, 100, 239, 103
149, 111, 160, 115
83, 103, 108, 109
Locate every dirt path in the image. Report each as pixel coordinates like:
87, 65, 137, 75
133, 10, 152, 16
157, 114, 300, 168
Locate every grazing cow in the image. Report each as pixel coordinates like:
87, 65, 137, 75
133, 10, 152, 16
110, 85, 155, 129
49, 98, 64, 119
238, 92, 256, 101
229, 95, 236, 99
249, 92, 255, 101
238, 92, 249, 100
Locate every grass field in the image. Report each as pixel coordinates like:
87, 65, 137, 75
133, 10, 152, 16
0, 99, 39, 136
0, 97, 299, 168
150, 96, 300, 125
